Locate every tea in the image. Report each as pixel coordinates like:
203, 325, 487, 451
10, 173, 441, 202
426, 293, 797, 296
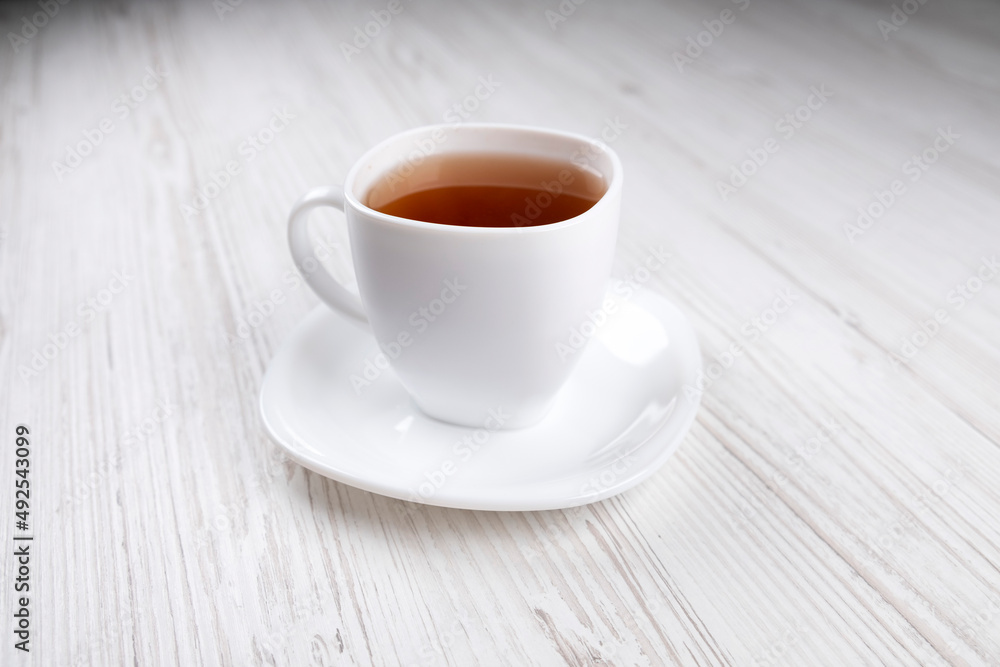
366, 152, 605, 228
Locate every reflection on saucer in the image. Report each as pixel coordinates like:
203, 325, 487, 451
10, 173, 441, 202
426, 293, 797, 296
596, 299, 670, 367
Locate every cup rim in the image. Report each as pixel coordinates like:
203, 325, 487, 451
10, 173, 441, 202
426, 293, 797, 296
342, 123, 623, 234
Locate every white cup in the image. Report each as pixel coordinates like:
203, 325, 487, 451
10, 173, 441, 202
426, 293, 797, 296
287, 123, 622, 428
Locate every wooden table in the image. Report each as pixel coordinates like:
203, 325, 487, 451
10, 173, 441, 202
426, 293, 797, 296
2, 0, 999, 664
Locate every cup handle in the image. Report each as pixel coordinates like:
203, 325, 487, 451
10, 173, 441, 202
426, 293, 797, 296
287, 186, 368, 324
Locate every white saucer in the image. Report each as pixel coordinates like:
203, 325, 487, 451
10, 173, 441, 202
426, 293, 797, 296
259, 288, 702, 511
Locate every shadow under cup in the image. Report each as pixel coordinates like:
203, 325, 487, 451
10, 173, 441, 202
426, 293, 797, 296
343, 124, 622, 429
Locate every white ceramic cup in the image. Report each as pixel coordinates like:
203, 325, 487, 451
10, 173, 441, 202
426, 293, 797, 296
287, 123, 622, 428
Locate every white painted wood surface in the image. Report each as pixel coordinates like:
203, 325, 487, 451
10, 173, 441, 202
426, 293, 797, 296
2, 0, 999, 664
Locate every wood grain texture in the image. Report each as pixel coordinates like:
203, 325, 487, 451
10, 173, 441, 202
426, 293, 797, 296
1, 0, 999, 665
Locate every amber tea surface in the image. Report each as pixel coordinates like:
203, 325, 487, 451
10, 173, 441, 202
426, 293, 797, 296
366, 152, 605, 228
